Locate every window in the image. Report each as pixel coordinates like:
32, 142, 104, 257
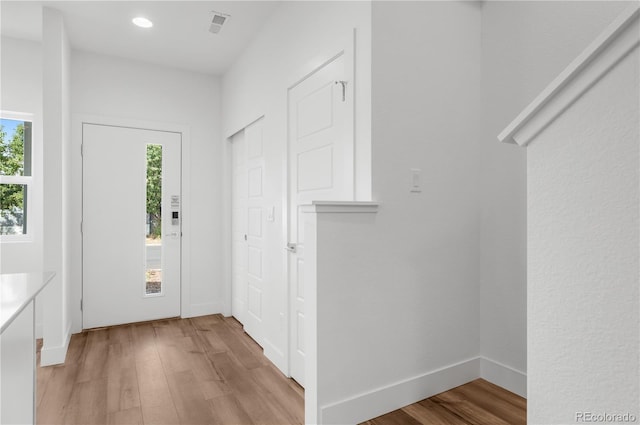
145, 143, 163, 295
1, 113, 33, 240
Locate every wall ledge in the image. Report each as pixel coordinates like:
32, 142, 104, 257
301, 201, 379, 214
498, 4, 640, 147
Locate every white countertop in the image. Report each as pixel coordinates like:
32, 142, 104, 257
1, 272, 55, 333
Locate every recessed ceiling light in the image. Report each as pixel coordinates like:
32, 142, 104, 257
132, 17, 153, 28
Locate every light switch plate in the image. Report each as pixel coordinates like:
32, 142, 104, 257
410, 168, 422, 193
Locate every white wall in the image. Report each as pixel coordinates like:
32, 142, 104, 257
0, 36, 43, 273
70, 51, 222, 332
41, 6, 72, 365
525, 19, 639, 422
221, 1, 371, 373
478, 0, 631, 393
304, 1, 482, 423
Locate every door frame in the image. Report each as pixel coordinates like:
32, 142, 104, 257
72, 114, 191, 331
284, 32, 356, 381
220, 31, 357, 381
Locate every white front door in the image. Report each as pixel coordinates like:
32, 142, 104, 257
82, 124, 181, 329
231, 118, 266, 346
288, 53, 354, 386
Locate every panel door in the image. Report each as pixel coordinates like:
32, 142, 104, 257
231, 131, 248, 325
288, 53, 354, 386
82, 124, 181, 328
231, 118, 266, 346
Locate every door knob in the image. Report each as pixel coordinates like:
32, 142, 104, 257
286, 243, 297, 253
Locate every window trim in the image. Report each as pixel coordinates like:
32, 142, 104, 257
1, 110, 35, 242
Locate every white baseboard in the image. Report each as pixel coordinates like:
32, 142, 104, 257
40, 322, 72, 366
480, 356, 527, 398
263, 338, 287, 375
321, 357, 481, 425
185, 302, 222, 318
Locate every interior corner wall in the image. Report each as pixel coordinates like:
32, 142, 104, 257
69, 52, 222, 332
41, 6, 72, 365
353, 0, 482, 419
221, 0, 371, 374
478, 0, 633, 395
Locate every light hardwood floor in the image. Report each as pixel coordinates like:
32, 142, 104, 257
360, 379, 526, 425
37, 315, 525, 425
37, 315, 304, 424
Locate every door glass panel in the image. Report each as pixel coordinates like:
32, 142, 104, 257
145, 144, 162, 295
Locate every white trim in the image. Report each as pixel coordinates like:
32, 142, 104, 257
40, 320, 71, 366
72, 113, 192, 329
480, 356, 527, 399
187, 302, 221, 318
225, 114, 266, 141
321, 357, 481, 425
222, 134, 233, 317
263, 337, 287, 374
499, 4, 640, 147
301, 201, 379, 214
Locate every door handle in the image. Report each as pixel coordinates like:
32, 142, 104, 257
165, 232, 179, 237
286, 243, 297, 253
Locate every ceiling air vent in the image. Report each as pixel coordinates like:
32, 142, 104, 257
209, 12, 229, 34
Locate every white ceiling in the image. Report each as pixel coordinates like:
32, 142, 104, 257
0, 1, 280, 75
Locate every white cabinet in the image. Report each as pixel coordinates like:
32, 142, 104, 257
1, 272, 54, 424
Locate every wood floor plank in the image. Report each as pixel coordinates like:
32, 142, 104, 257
369, 409, 424, 425
191, 314, 224, 330
36, 354, 53, 408
76, 329, 109, 383
107, 324, 133, 343
107, 406, 144, 425
106, 365, 140, 413
359, 379, 525, 425
431, 391, 513, 425
63, 377, 108, 424
198, 378, 234, 400
209, 394, 255, 425
165, 370, 216, 424
105, 340, 141, 413
135, 345, 174, 409
196, 325, 232, 354
403, 399, 469, 425
213, 323, 263, 370
140, 401, 181, 425
207, 351, 285, 425
156, 335, 192, 375
472, 378, 527, 411
449, 380, 526, 425
37, 333, 87, 424
37, 366, 79, 424
251, 365, 304, 423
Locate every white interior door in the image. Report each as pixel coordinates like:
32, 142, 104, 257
82, 124, 181, 329
288, 53, 354, 386
231, 130, 248, 325
231, 118, 266, 346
